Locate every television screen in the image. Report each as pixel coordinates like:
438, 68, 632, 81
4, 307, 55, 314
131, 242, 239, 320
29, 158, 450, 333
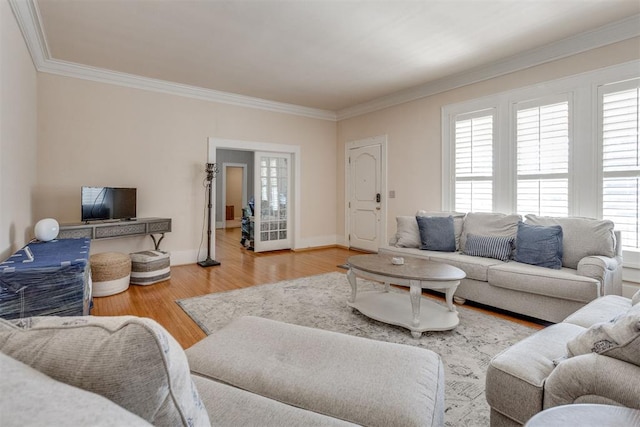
81, 187, 137, 222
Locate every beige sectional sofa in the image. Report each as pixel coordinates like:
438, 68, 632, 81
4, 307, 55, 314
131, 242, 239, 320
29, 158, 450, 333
0, 315, 445, 426
486, 290, 640, 426
380, 212, 623, 323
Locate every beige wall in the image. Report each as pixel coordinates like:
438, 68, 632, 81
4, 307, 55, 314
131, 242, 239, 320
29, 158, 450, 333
36, 74, 337, 264
5, 3, 638, 266
337, 37, 640, 244
0, 1, 38, 259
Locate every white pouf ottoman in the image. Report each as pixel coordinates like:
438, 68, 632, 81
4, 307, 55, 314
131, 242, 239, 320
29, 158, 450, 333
130, 251, 170, 285
90, 252, 131, 297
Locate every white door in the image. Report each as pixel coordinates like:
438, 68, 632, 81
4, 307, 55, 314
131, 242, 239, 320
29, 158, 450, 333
254, 152, 292, 252
348, 143, 382, 252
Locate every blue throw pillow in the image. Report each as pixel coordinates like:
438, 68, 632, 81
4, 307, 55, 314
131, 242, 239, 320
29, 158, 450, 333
416, 216, 456, 252
514, 221, 563, 269
463, 234, 514, 262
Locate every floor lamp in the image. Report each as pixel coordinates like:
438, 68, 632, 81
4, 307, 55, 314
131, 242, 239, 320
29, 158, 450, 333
198, 162, 221, 267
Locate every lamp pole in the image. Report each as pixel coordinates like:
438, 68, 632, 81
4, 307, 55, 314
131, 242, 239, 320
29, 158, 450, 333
198, 162, 221, 267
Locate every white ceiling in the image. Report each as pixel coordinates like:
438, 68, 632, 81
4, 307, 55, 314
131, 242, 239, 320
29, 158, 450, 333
18, 0, 640, 116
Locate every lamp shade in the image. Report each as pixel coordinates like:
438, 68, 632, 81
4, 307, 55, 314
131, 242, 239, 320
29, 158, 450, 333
34, 218, 59, 242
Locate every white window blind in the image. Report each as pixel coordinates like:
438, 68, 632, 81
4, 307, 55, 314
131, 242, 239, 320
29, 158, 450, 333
601, 81, 640, 249
516, 100, 569, 216
454, 111, 494, 212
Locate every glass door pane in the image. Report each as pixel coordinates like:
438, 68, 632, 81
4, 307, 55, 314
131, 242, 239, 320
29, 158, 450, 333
254, 152, 291, 252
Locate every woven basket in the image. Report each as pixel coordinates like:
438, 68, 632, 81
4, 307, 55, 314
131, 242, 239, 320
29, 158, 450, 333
90, 252, 131, 282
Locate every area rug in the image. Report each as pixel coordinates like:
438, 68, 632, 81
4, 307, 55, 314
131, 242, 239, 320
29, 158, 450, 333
177, 272, 536, 427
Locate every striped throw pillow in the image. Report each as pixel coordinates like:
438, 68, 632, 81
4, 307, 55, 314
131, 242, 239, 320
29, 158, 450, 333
463, 233, 514, 261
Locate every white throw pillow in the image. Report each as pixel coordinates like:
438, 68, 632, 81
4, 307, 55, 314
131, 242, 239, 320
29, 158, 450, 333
0, 316, 210, 427
566, 304, 640, 367
632, 289, 640, 306
392, 216, 421, 248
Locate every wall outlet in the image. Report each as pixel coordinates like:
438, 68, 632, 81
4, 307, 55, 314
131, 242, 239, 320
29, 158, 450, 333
389, 190, 396, 198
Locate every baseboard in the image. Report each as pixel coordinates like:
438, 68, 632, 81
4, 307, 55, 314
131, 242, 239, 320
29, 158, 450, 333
292, 245, 339, 252
169, 249, 203, 266
294, 234, 339, 250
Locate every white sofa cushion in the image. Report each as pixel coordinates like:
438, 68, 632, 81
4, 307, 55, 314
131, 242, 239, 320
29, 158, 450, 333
192, 375, 358, 426
0, 352, 153, 427
0, 316, 210, 427
460, 212, 521, 252
524, 215, 616, 269
564, 295, 633, 328
488, 262, 600, 303
187, 316, 445, 427
428, 251, 503, 282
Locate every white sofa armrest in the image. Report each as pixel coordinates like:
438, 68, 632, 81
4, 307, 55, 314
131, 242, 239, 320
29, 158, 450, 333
577, 254, 623, 297
544, 353, 640, 410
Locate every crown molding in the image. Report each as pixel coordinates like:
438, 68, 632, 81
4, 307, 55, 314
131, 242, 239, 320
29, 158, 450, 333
337, 14, 640, 120
37, 58, 338, 121
10, 0, 639, 123
8, 0, 337, 121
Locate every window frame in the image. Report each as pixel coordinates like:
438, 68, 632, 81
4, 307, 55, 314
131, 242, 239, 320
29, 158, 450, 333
597, 77, 640, 249
452, 108, 496, 213
442, 60, 639, 256
512, 93, 573, 217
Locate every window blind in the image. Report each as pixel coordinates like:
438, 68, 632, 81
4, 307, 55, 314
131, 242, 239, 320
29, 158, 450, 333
454, 112, 493, 212
602, 85, 640, 248
516, 101, 569, 216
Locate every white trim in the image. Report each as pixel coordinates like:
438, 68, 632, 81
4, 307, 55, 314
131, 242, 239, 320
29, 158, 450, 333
8, 0, 336, 122
10, 0, 639, 122
40, 59, 337, 121
338, 15, 640, 120
297, 234, 340, 250
207, 138, 302, 253
345, 135, 388, 250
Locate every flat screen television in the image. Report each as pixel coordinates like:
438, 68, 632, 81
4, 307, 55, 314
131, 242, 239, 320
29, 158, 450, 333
81, 187, 137, 222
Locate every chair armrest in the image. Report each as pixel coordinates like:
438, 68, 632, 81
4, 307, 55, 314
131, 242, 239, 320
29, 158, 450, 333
544, 353, 640, 409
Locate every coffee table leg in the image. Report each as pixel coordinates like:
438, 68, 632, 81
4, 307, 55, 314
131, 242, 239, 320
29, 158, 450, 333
347, 268, 357, 303
409, 281, 422, 338
445, 282, 459, 312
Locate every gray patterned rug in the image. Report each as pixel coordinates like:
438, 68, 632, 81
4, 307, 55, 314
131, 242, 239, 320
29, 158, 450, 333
177, 272, 535, 427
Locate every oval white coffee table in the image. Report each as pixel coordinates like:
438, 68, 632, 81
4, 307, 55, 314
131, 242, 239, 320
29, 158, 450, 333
346, 254, 466, 338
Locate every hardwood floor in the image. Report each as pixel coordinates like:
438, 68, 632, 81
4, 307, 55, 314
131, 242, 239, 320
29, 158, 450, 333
92, 227, 542, 349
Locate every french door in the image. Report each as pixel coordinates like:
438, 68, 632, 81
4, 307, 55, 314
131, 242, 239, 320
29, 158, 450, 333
253, 152, 292, 252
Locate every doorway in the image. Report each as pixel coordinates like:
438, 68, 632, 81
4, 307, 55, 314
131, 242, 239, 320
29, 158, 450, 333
208, 138, 301, 258
222, 164, 247, 228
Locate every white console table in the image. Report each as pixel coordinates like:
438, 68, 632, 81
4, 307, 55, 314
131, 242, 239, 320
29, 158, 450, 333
58, 218, 171, 250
